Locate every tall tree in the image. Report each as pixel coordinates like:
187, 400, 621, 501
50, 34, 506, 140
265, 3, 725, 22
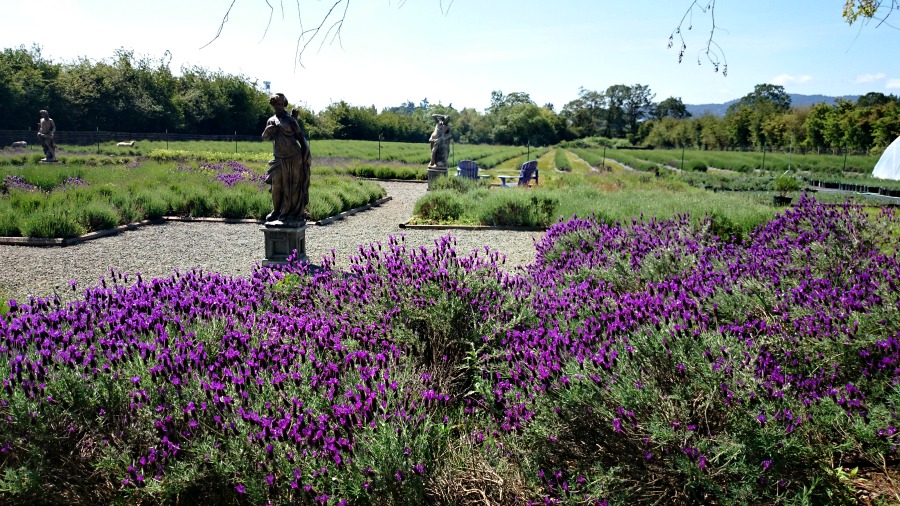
653, 97, 692, 120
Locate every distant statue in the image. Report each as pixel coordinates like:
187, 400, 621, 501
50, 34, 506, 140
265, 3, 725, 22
428, 114, 451, 168
262, 93, 311, 225
37, 110, 57, 162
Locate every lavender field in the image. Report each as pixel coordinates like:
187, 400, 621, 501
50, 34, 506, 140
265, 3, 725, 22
1, 196, 899, 504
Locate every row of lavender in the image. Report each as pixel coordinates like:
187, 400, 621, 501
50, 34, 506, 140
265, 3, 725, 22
1, 195, 898, 504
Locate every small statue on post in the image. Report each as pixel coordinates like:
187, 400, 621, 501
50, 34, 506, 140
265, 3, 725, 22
428, 114, 451, 168
260, 93, 312, 266
37, 110, 58, 162
262, 93, 311, 226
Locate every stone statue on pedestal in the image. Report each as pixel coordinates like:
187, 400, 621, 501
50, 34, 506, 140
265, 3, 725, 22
262, 93, 311, 226
37, 110, 58, 162
428, 114, 451, 168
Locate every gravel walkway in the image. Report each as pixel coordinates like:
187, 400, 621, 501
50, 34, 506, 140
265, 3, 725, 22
0, 181, 543, 302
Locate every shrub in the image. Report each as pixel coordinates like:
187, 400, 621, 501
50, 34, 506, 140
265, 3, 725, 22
774, 174, 801, 196
477, 192, 558, 227
690, 161, 708, 172
216, 191, 251, 219
135, 190, 169, 220
174, 186, 216, 217
307, 191, 343, 220
430, 176, 481, 194
77, 202, 121, 231
554, 148, 572, 171
0, 204, 21, 237
21, 209, 85, 238
414, 191, 465, 222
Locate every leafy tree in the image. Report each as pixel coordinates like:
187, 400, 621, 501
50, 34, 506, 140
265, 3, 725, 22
0, 45, 62, 130
561, 87, 605, 138
622, 84, 656, 143
653, 97, 692, 120
857, 91, 897, 108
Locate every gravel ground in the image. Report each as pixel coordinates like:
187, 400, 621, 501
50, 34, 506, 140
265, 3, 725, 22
0, 181, 543, 302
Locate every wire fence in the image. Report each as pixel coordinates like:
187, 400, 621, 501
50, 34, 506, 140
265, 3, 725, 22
0, 130, 259, 148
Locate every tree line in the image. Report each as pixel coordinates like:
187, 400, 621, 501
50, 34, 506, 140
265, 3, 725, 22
2, 46, 898, 153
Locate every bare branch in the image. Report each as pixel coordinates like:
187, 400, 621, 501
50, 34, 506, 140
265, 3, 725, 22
669, 1, 727, 76
292, 0, 349, 70
440, 0, 455, 16
259, 0, 274, 43
200, 0, 238, 50
207, 0, 461, 70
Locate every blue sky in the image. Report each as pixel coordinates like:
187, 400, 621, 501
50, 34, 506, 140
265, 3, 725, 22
2, 0, 898, 113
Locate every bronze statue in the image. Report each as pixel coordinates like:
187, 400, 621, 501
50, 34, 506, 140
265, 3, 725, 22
37, 110, 57, 162
262, 93, 311, 225
428, 114, 451, 168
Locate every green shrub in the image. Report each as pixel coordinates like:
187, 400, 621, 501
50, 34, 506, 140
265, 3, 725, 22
351, 164, 376, 178
477, 192, 558, 227
135, 190, 169, 220
308, 192, 343, 220
554, 148, 572, 171
21, 209, 85, 238
774, 174, 801, 196
430, 176, 481, 194
247, 192, 273, 220
690, 161, 708, 172
7, 190, 43, 214
0, 204, 21, 237
107, 192, 142, 224
374, 166, 395, 179
217, 191, 251, 219
173, 186, 216, 217
78, 202, 121, 231
414, 191, 465, 222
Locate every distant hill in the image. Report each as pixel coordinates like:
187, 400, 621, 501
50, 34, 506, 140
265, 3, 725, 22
685, 93, 860, 117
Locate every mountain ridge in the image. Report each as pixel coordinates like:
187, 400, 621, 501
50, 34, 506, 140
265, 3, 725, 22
684, 93, 860, 117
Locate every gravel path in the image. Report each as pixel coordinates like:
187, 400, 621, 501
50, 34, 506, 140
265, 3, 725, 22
0, 181, 543, 301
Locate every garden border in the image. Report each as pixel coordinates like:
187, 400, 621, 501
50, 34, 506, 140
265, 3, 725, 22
398, 220, 546, 232
0, 196, 393, 247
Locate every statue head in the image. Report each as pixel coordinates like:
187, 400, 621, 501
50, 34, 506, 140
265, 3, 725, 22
269, 93, 289, 112
39, 110, 49, 119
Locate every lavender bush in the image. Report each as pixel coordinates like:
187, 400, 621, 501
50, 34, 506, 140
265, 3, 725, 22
1, 196, 898, 504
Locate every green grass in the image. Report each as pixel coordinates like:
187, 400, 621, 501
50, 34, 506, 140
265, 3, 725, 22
553, 148, 572, 171
51, 139, 535, 167
0, 158, 386, 237
413, 168, 777, 239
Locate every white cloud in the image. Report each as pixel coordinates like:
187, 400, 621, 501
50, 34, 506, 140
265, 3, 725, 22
770, 74, 813, 85
855, 73, 887, 84
887, 79, 900, 90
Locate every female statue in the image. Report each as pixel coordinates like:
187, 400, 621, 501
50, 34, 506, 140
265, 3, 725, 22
262, 93, 311, 224
428, 114, 451, 168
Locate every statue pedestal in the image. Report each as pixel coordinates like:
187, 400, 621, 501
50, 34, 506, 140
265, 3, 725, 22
261, 223, 307, 266
427, 166, 448, 191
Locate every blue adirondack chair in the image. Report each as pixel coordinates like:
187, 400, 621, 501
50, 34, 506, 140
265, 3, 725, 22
457, 160, 479, 180
518, 160, 539, 187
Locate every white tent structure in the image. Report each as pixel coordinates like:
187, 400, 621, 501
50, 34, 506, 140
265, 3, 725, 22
873, 135, 900, 180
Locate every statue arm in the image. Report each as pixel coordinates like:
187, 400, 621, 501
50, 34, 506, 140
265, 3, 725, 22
292, 118, 309, 153
262, 119, 277, 140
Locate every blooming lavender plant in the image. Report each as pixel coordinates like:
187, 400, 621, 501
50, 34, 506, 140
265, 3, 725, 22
0, 195, 898, 504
